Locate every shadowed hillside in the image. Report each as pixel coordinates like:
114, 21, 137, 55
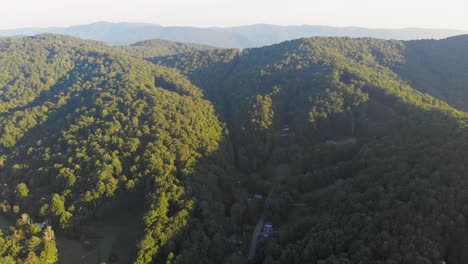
3, 34, 468, 263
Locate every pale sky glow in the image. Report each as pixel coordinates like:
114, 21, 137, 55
1, 0, 468, 30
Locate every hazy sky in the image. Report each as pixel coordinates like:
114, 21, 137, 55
1, 0, 468, 30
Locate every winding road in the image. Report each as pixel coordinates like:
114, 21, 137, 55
247, 188, 274, 260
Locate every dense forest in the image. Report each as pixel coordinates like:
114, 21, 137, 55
2, 33, 468, 264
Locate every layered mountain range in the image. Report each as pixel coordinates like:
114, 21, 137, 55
1, 21, 467, 47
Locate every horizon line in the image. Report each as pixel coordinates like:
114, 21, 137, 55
0, 21, 467, 32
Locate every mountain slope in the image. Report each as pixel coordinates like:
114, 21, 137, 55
0, 34, 237, 264
154, 37, 468, 264
392, 35, 468, 111
4, 33, 468, 264
114, 38, 215, 58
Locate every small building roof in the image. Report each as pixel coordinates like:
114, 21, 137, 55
262, 223, 273, 237
34, 223, 46, 229
254, 194, 264, 200
335, 179, 345, 187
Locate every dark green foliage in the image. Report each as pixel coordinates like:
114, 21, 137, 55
394, 35, 468, 111
4, 33, 468, 264
0, 214, 58, 263
123, 39, 214, 58
0, 34, 232, 264
155, 36, 468, 264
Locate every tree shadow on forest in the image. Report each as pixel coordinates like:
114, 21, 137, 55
2, 75, 97, 193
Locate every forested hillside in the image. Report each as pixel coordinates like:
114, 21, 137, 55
3, 33, 468, 264
117, 39, 215, 59
0, 34, 238, 264
154, 37, 468, 264
393, 35, 468, 111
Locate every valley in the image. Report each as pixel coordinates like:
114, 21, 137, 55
0, 33, 468, 263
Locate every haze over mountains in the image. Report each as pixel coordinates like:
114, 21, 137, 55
1, 21, 468, 47
3, 2, 468, 264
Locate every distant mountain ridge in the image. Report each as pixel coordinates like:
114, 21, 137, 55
1, 21, 467, 48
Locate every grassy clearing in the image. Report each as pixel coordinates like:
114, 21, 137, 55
57, 208, 144, 264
